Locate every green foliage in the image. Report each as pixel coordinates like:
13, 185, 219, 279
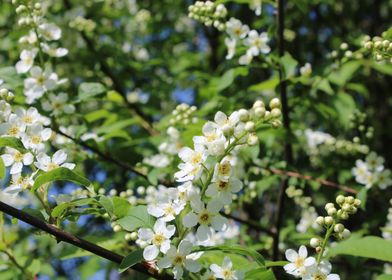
119, 249, 144, 273
117, 205, 155, 231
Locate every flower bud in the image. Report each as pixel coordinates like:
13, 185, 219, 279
269, 98, 281, 109
341, 229, 351, 239
130, 231, 138, 240
245, 121, 255, 132
238, 109, 249, 122
325, 203, 335, 210
340, 212, 349, 220
353, 199, 361, 207
336, 195, 345, 205
315, 216, 325, 226
364, 41, 373, 49
345, 196, 354, 204
327, 207, 337, 216
247, 134, 258, 146
109, 189, 117, 196
342, 203, 351, 212
334, 223, 345, 233
125, 233, 133, 241
324, 216, 333, 225
113, 225, 122, 232
315, 246, 322, 254
310, 238, 320, 248
253, 100, 265, 108
270, 108, 281, 118
254, 107, 266, 118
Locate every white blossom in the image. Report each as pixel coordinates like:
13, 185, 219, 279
244, 30, 270, 56
24, 66, 59, 103
1, 147, 33, 174
210, 256, 244, 280
21, 124, 51, 151
35, 149, 75, 172
38, 23, 62, 41
42, 93, 75, 116
206, 177, 242, 204
284, 246, 316, 277
15, 49, 38, 74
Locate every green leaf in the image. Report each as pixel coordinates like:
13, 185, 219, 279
119, 249, 144, 273
280, 52, 298, 79
357, 188, 367, 209
0, 67, 23, 88
193, 245, 265, 266
249, 77, 279, 92
245, 268, 276, 280
52, 203, 72, 218
0, 156, 5, 179
376, 275, 392, 280
147, 168, 159, 185
117, 205, 155, 231
329, 61, 362, 86
76, 82, 106, 102
327, 236, 392, 262
112, 197, 132, 219
31, 167, 92, 192
217, 67, 248, 92
0, 136, 27, 152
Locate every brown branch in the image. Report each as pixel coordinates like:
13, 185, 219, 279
0, 201, 173, 280
220, 212, 275, 236
273, 0, 293, 261
265, 168, 358, 194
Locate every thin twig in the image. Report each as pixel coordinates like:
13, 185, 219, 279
265, 167, 357, 194
220, 212, 275, 236
0, 201, 173, 280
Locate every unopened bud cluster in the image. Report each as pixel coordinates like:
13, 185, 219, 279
188, 1, 227, 31
349, 110, 374, 140
363, 36, 392, 63
14, 0, 43, 27
170, 103, 198, 126
69, 16, 97, 33
0, 88, 15, 101
327, 42, 363, 61
312, 195, 360, 250
286, 185, 311, 208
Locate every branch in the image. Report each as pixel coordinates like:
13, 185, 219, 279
0, 201, 173, 280
273, 0, 294, 261
220, 212, 275, 236
265, 167, 358, 194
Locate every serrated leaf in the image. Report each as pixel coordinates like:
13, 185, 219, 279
31, 167, 92, 192
193, 245, 265, 266
327, 236, 392, 262
0, 136, 27, 152
117, 205, 155, 231
119, 249, 144, 273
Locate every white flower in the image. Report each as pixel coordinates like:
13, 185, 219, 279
201, 270, 217, 280
284, 245, 316, 277
0, 100, 11, 122
0, 114, 26, 137
38, 23, 62, 41
157, 240, 201, 279
174, 145, 207, 182
212, 160, 233, 182
206, 178, 242, 204
366, 152, 384, 171
225, 18, 249, 39
41, 43, 68, 57
35, 149, 75, 172
143, 154, 170, 168
193, 122, 226, 156
213, 111, 240, 135
183, 196, 226, 241
138, 219, 175, 261
352, 159, 370, 185
1, 147, 33, 174
377, 169, 392, 189
225, 38, 237, 60
210, 257, 244, 280
244, 30, 270, 56
238, 51, 253, 65
24, 66, 59, 103
303, 261, 340, 280
250, 0, 262, 16
15, 49, 38, 74
148, 199, 185, 222
15, 107, 41, 126
42, 93, 75, 116
19, 31, 38, 45
3, 173, 34, 196
300, 63, 312, 76
296, 207, 319, 233
21, 124, 52, 151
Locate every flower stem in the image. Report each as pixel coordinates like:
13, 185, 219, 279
316, 222, 335, 264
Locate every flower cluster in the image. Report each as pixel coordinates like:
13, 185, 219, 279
303, 129, 369, 166
169, 103, 198, 126
284, 195, 360, 280
352, 152, 392, 189
364, 36, 392, 63
69, 16, 97, 33
188, 2, 271, 65
0, 89, 75, 197
129, 99, 282, 279
13, 0, 69, 104
188, 1, 227, 31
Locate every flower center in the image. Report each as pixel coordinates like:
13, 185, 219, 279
191, 152, 202, 165
218, 162, 231, 176
173, 255, 184, 265
222, 269, 234, 279
152, 233, 165, 246
164, 205, 175, 216
37, 76, 45, 85
13, 152, 24, 162
8, 126, 19, 136
217, 181, 229, 191
198, 210, 212, 225
22, 115, 33, 124
47, 162, 59, 171
314, 273, 326, 280
294, 257, 304, 268
206, 134, 217, 142
31, 135, 42, 144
